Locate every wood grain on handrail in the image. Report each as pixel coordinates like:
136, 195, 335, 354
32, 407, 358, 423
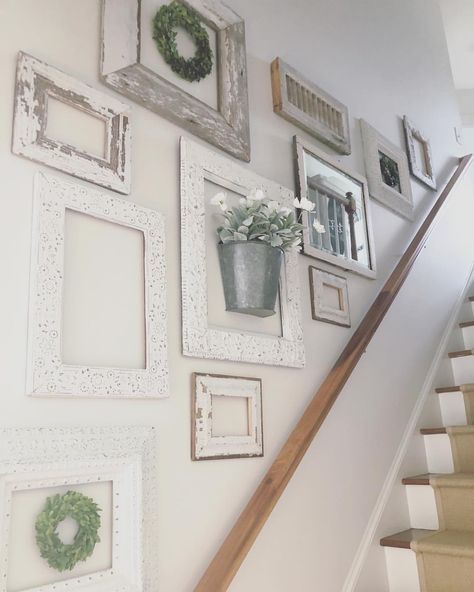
194, 155, 473, 592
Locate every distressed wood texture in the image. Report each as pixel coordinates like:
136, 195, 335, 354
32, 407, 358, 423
404, 116, 437, 190
309, 266, 351, 328
271, 57, 351, 155
13, 52, 131, 194
101, 0, 250, 161
194, 154, 473, 592
192, 373, 263, 460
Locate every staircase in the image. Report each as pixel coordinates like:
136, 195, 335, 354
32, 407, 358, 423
381, 296, 474, 592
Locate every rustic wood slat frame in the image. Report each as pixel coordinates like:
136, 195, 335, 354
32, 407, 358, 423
101, 0, 250, 161
12, 52, 131, 194
191, 373, 264, 460
271, 57, 351, 155
403, 116, 437, 190
194, 154, 473, 591
309, 266, 351, 327
360, 118, 414, 220
294, 135, 377, 279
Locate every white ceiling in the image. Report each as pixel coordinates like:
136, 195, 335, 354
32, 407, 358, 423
439, 0, 474, 89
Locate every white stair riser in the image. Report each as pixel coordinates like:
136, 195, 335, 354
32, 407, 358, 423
423, 434, 454, 473
451, 355, 474, 384
438, 391, 468, 426
405, 485, 439, 530
462, 325, 474, 349
384, 547, 420, 592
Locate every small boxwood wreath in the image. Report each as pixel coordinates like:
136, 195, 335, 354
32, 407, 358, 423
35, 490, 101, 572
152, 1, 213, 82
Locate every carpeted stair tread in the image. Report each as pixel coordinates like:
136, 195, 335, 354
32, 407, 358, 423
435, 384, 474, 393
380, 529, 435, 549
448, 349, 474, 359
421, 425, 474, 435
460, 320, 474, 328
411, 530, 474, 557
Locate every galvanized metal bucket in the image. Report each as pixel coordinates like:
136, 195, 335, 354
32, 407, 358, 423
217, 241, 283, 318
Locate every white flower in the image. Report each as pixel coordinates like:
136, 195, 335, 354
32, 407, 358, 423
293, 197, 315, 212
266, 200, 280, 212
313, 218, 326, 234
239, 197, 247, 206
279, 206, 292, 216
247, 188, 265, 202
210, 191, 228, 211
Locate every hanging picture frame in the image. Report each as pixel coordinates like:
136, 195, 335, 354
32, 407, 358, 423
308, 266, 351, 327
101, 0, 250, 161
27, 172, 169, 398
360, 119, 414, 220
403, 116, 437, 190
12, 52, 131, 194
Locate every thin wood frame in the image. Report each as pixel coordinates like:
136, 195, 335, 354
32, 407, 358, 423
309, 266, 351, 327
13, 52, 131, 194
180, 137, 305, 368
360, 119, 414, 220
192, 373, 263, 460
101, 0, 250, 161
27, 172, 169, 398
271, 57, 351, 155
0, 426, 157, 592
403, 116, 437, 190
294, 135, 377, 279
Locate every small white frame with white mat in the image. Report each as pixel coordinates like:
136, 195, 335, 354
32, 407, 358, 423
309, 266, 351, 328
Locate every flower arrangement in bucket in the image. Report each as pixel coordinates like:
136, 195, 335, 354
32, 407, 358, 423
211, 188, 324, 317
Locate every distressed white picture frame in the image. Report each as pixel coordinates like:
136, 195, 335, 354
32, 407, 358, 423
309, 266, 351, 327
180, 137, 305, 368
0, 426, 157, 592
101, 0, 250, 161
13, 52, 131, 194
360, 119, 414, 220
192, 373, 263, 460
27, 172, 169, 398
271, 58, 351, 155
403, 116, 437, 190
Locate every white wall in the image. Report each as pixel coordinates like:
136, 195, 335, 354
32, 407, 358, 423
0, 1, 473, 591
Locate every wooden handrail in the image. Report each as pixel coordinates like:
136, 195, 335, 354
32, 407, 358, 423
194, 154, 473, 592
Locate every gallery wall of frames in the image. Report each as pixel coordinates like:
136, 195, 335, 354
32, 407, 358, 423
1, 0, 466, 590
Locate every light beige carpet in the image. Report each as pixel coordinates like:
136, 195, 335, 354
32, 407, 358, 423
447, 425, 474, 472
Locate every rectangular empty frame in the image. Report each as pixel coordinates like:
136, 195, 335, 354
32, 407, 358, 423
309, 266, 351, 327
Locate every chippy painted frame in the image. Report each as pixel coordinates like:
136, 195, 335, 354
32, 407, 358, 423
403, 116, 437, 190
12, 52, 131, 194
192, 373, 263, 460
294, 135, 377, 279
180, 137, 305, 368
360, 119, 414, 220
308, 266, 351, 328
27, 172, 169, 398
0, 426, 157, 592
271, 57, 351, 155
101, 0, 250, 161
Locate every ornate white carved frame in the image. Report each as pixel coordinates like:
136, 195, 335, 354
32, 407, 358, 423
27, 172, 169, 398
180, 137, 305, 368
0, 426, 157, 592
360, 119, 414, 220
101, 0, 250, 161
192, 373, 263, 460
308, 266, 351, 328
13, 52, 131, 194
403, 116, 437, 190
294, 135, 377, 279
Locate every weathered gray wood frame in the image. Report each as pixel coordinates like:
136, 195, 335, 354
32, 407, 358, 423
308, 266, 351, 327
101, 0, 250, 161
403, 116, 437, 190
13, 52, 131, 194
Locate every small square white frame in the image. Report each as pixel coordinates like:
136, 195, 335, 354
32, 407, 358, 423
13, 52, 131, 194
180, 137, 305, 368
360, 119, 414, 220
403, 116, 437, 190
0, 426, 158, 592
309, 266, 351, 328
192, 373, 263, 460
27, 172, 169, 398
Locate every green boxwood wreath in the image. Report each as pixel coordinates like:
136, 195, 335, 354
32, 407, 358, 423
35, 490, 101, 572
152, 1, 213, 83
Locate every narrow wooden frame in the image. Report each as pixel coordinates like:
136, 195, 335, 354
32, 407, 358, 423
294, 135, 376, 279
360, 119, 414, 220
101, 0, 250, 161
403, 116, 437, 190
0, 426, 157, 592
192, 373, 263, 460
271, 57, 351, 155
27, 172, 169, 398
180, 137, 305, 368
12, 52, 131, 194
309, 266, 351, 327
